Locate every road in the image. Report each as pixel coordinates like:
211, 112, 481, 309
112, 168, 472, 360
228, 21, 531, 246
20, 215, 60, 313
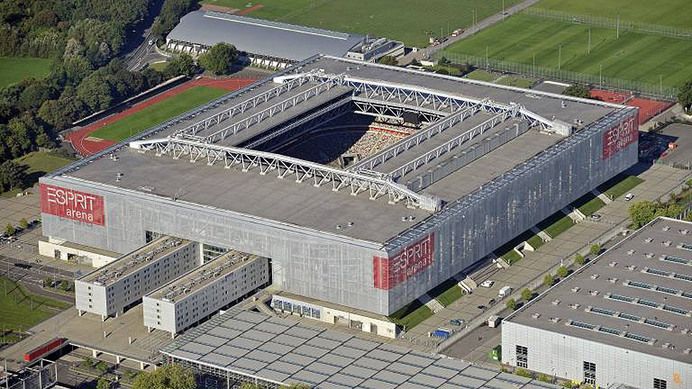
122, 0, 167, 71
398, 0, 541, 64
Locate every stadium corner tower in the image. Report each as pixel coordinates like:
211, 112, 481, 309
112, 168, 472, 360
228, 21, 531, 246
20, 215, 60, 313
40, 56, 638, 316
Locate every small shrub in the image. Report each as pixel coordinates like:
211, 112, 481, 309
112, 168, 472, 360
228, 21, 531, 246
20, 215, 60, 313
557, 265, 568, 278
590, 243, 601, 256
515, 368, 533, 378
574, 253, 585, 266
543, 273, 554, 288
521, 288, 533, 301
506, 298, 517, 311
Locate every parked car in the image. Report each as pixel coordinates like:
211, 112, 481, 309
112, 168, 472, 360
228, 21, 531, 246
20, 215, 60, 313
449, 319, 465, 327
624, 193, 635, 201
590, 213, 602, 220
480, 280, 494, 288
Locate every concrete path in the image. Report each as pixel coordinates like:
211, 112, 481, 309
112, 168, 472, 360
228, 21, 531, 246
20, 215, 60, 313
398, 0, 541, 64
593, 189, 613, 204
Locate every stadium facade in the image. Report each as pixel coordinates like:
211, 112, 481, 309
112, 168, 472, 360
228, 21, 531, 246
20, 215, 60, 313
502, 217, 692, 389
165, 11, 404, 68
42, 56, 639, 319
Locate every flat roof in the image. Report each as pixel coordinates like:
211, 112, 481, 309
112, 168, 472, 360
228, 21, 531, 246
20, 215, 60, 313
505, 217, 692, 363
148, 250, 262, 302
53, 56, 629, 245
80, 237, 190, 285
162, 307, 561, 389
167, 11, 365, 61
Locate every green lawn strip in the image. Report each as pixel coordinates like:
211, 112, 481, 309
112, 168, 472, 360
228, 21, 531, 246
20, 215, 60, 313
0, 56, 52, 88
441, 14, 692, 87
543, 215, 575, 238
502, 250, 522, 265
0, 276, 71, 331
201, 0, 522, 47
1, 151, 75, 197
535, 0, 691, 28
90, 86, 229, 142
464, 69, 497, 82
428, 278, 464, 307
600, 175, 645, 200
388, 300, 433, 330
526, 235, 544, 250
577, 196, 606, 216
149, 61, 168, 71
494, 75, 535, 88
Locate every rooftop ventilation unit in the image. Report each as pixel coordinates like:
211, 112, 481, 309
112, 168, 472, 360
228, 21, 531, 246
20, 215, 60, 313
531, 313, 541, 319
609, 261, 617, 267
662, 225, 670, 231
550, 317, 561, 323
645, 237, 654, 243
627, 250, 635, 255
571, 287, 580, 293
552, 299, 561, 305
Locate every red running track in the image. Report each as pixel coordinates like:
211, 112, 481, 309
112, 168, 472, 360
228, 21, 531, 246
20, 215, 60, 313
66, 77, 257, 157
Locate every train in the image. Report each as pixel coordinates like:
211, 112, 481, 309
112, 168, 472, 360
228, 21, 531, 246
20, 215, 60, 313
23, 338, 67, 362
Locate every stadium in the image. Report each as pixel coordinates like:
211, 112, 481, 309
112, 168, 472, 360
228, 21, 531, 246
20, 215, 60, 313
38, 55, 639, 328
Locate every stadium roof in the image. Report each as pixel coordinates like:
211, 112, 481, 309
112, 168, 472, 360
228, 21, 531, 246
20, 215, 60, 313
504, 217, 692, 364
162, 307, 561, 389
53, 56, 631, 245
166, 11, 365, 61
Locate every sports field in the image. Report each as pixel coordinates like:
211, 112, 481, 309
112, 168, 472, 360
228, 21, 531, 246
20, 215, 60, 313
0, 57, 52, 88
0, 277, 71, 331
442, 15, 692, 88
536, 0, 691, 28
90, 86, 228, 142
201, 0, 520, 47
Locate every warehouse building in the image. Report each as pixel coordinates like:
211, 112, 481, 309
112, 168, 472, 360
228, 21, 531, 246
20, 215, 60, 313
165, 11, 404, 68
42, 55, 638, 320
143, 250, 270, 336
75, 237, 199, 320
502, 217, 692, 389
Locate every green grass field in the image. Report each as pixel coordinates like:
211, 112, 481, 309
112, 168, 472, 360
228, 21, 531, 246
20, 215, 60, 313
602, 175, 645, 200
442, 15, 692, 88
494, 75, 535, 89
0, 57, 52, 88
536, 0, 692, 28
578, 196, 606, 216
201, 0, 520, 47
543, 215, 574, 238
2, 151, 75, 197
389, 300, 433, 330
90, 86, 228, 142
0, 277, 71, 331
465, 69, 497, 82
436, 285, 463, 307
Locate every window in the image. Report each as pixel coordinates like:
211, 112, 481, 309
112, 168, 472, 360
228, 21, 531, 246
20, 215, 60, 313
516, 345, 528, 368
583, 361, 596, 385
654, 378, 667, 389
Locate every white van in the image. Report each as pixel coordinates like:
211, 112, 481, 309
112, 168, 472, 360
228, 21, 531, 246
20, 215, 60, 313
498, 286, 513, 298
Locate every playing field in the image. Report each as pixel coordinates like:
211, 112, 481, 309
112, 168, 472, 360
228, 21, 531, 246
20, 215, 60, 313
0, 56, 52, 88
442, 15, 692, 88
536, 0, 692, 28
0, 277, 71, 331
90, 86, 228, 142
201, 0, 521, 47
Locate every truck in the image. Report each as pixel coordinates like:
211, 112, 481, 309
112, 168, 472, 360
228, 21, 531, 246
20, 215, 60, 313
487, 315, 502, 328
498, 286, 513, 298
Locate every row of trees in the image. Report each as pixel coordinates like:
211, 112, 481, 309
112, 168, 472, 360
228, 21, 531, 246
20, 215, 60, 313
151, 0, 198, 40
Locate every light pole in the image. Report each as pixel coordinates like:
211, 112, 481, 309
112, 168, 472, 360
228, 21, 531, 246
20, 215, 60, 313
558, 45, 562, 71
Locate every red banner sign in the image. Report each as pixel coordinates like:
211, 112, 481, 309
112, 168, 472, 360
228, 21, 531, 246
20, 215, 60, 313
602, 114, 638, 159
40, 184, 105, 225
373, 233, 435, 290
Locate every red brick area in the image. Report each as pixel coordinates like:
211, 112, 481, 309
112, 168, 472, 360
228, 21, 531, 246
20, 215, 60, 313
66, 77, 257, 157
626, 98, 674, 125
590, 89, 630, 104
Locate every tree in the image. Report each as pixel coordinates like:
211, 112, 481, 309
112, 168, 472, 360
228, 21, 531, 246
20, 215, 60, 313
19, 218, 28, 229
629, 201, 658, 228
521, 288, 533, 301
562, 84, 590, 99
574, 253, 585, 266
198, 43, 237, 75
678, 79, 692, 114
438, 56, 451, 66
590, 243, 601, 257
506, 298, 517, 311
5, 224, 15, 236
556, 265, 568, 278
543, 273, 554, 288
132, 364, 196, 389
378, 55, 398, 66
0, 160, 25, 191
164, 54, 197, 78
96, 378, 110, 389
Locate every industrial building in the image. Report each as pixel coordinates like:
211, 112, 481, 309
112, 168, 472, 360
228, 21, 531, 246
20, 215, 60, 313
502, 217, 692, 389
143, 250, 270, 336
75, 237, 199, 319
41, 55, 639, 323
162, 306, 564, 389
165, 11, 404, 68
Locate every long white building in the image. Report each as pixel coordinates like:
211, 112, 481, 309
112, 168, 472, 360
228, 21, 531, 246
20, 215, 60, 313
143, 250, 270, 336
502, 217, 692, 389
75, 237, 199, 320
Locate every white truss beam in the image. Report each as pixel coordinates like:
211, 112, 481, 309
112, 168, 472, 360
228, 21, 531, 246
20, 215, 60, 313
129, 138, 441, 212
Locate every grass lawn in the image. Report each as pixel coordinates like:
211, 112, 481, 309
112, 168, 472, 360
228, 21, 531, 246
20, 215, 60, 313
389, 300, 433, 331
436, 285, 463, 307
150, 61, 168, 71
201, 0, 521, 47
535, 0, 692, 28
543, 215, 575, 238
90, 86, 228, 142
494, 75, 535, 88
1, 151, 75, 197
502, 249, 522, 265
578, 196, 606, 216
442, 15, 692, 88
0, 277, 71, 331
464, 69, 497, 82
0, 57, 52, 88
526, 235, 544, 250
602, 175, 644, 200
